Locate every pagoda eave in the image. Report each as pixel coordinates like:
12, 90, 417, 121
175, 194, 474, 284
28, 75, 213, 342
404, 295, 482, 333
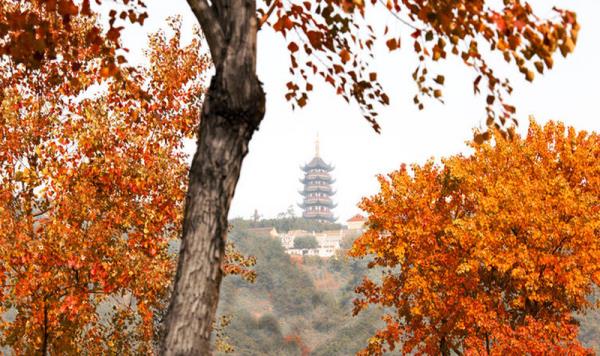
298, 203, 336, 209
302, 213, 336, 223
301, 166, 334, 172
299, 190, 335, 196
300, 178, 334, 185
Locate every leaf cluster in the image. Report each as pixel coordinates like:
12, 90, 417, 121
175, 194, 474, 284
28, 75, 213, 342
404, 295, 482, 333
261, 0, 578, 133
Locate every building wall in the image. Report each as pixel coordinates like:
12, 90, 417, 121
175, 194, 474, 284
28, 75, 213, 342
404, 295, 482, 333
347, 220, 365, 230
282, 229, 344, 257
285, 247, 336, 258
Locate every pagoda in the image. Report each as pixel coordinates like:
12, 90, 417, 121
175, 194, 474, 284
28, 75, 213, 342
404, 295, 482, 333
299, 135, 336, 222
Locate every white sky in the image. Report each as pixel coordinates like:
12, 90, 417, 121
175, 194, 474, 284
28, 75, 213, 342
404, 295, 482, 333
121, 0, 600, 222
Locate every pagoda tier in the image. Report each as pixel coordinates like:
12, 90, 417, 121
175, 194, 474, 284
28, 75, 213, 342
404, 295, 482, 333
300, 157, 334, 172
299, 135, 337, 223
302, 171, 335, 180
299, 185, 335, 194
302, 210, 336, 222
298, 198, 337, 209
299, 176, 336, 184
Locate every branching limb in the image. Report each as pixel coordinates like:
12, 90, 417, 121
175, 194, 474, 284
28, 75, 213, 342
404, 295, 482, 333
186, 0, 225, 65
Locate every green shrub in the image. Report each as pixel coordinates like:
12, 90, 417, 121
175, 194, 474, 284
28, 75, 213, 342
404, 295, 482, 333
293, 236, 318, 249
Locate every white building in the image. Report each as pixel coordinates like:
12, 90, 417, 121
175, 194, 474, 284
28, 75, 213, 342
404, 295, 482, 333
280, 229, 311, 249
263, 216, 366, 258
286, 246, 336, 258
346, 214, 367, 231
281, 229, 344, 258
315, 230, 343, 250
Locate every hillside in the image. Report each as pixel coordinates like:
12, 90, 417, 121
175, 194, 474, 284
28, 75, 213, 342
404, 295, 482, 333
216, 220, 388, 355
217, 219, 600, 355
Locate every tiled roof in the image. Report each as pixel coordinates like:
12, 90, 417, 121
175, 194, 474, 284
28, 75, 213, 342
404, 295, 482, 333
347, 214, 366, 222
302, 157, 334, 171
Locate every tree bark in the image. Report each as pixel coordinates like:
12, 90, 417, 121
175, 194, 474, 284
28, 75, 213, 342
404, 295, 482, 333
162, 0, 264, 354
41, 298, 49, 356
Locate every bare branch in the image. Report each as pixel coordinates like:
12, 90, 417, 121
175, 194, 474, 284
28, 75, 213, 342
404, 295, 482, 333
258, 0, 279, 30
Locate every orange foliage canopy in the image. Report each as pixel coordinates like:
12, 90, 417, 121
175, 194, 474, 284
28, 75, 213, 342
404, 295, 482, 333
2, 0, 579, 134
0, 0, 146, 70
351, 121, 600, 355
0, 17, 209, 353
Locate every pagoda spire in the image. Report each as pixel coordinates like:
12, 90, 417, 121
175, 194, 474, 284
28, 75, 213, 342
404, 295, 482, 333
315, 133, 320, 158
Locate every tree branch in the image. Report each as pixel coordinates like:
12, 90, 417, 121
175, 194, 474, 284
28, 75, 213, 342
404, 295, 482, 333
376, 0, 422, 31
186, 0, 225, 65
258, 0, 279, 30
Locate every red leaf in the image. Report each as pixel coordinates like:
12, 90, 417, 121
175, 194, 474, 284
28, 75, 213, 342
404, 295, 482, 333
288, 41, 299, 53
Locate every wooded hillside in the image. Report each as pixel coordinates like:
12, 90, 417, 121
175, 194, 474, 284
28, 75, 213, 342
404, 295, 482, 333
218, 219, 600, 355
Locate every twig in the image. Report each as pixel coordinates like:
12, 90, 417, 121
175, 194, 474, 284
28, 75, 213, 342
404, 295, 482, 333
377, 0, 422, 31
258, 0, 280, 30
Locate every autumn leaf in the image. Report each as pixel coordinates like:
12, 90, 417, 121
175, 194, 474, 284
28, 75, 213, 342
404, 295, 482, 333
340, 48, 351, 63
386, 38, 400, 51
288, 41, 299, 53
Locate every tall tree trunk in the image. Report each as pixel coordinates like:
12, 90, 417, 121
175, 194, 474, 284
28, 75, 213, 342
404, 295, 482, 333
41, 298, 48, 356
162, 0, 264, 354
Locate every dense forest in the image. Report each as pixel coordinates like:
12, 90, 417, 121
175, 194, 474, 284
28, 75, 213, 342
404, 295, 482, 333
217, 219, 600, 354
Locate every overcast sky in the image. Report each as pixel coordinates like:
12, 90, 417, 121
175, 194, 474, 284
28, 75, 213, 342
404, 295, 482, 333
121, 0, 599, 222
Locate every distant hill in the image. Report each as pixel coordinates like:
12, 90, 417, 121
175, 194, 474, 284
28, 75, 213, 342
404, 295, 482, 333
229, 217, 343, 234
219, 218, 600, 355
217, 220, 387, 355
